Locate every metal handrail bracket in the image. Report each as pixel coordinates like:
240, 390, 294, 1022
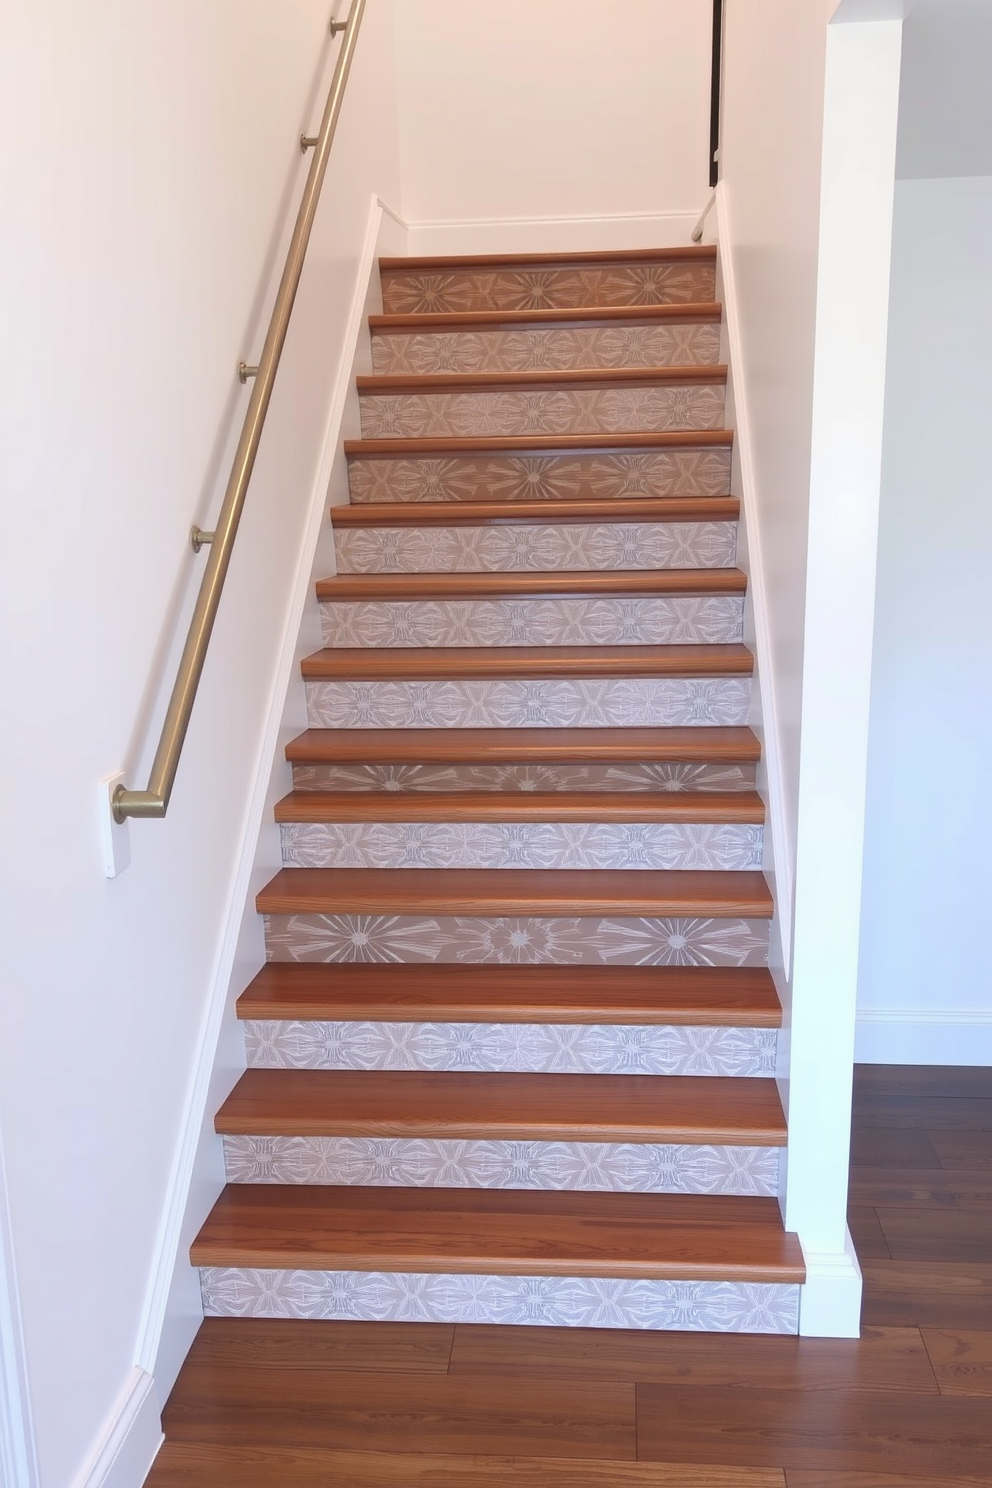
113, 4, 366, 823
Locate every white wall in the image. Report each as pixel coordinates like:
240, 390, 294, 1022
896, 0, 992, 179
392, 0, 712, 253
857, 174, 992, 1064
0, 3, 401, 1484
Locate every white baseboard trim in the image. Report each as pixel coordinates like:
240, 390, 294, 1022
798, 1229, 863, 1337
71, 1369, 162, 1488
0, 1125, 39, 1488
405, 209, 702, 256
134, 193, 407, 1396
856, 1009, 992, 1065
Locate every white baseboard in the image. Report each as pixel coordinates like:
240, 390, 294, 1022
71, 1369, 162, 1488
405, 210, 702, 257
856, 1009, 992, 1065
798, 1229, 863, 1337
0, 1126, 39, 1488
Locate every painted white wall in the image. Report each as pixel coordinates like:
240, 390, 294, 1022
0, 2, 402, 1484
392, 0, 712, 252
897, 0, 992, 179
857, 174, 992, 1065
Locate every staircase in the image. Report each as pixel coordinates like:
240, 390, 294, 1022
192, 246, 804, 1334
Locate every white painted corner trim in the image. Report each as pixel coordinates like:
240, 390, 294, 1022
71, 1369, 162, 1488
0, 1127, 40, 1488
798, 1228, 863, 1337
713, 182, 795, 969
134, 193, 404, 1385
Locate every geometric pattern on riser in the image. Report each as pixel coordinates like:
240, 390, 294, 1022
334, 522, 737, 573
264, 915, 770, 967
320, 597, 744, 649
305, 678, 752, 730
347, 449, 732, 504
222, 1136, 783, 1196
200, 1269, 799, 1333
243, 1020, 777, 1076
278, 822, 764, 872
371, 322, 723, 376
359, 386, 726, 441
379, 262, 718, 314
292, 762, 759, 794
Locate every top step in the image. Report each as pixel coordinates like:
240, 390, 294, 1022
379, 249, 717, 316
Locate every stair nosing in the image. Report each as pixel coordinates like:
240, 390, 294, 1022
370, 303, 723, 333
345, 431, 734, 458
315, 570, 747, 601
285, 726, 761, 765
379, 247, 718, 271
301, 643, 753, 680
329, 497, 740, 527
274, 789, 765, 825
356, 366, 727, 395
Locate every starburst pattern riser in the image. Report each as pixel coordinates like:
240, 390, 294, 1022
371, 323, 723, 376
379, 262, 718, 314
242, 1020, 777, 1077
319, 596, 744, 649
264, 914, 770, 967
291, 762, 758, 794
223, 1135, 782, 1196
334, 522, 737, 574
199, 1268, 799, 1333
305, 678, 752, 730
359, 385, 726, 441
279, 821, 763, 872
347, 449, 732, 504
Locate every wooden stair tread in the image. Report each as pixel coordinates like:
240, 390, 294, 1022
285, 726, 761, 765
256, 868, 774, 918
345, 431, 733, 457
379, 248, 718, 269
191, 1184, 804, 1282
356, 366, 726, 394
274, 790, 764, 824
216, 1069, 786, 1146
237, 963, 782, 1027
329, 497, 740, 527
370, 302, 723, 331
316, 570, 746, 600
301, 644, 753, 680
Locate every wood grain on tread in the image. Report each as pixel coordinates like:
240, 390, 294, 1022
379, 248, 717, 270
356, 366, 727, 394
190, 1185, 804, 1281
215, 1070, 787, 1146
236, 963, 782, 1027
256, 867, 774, 919
301, 644, 753, 680
148, 1442, 784, 1488
329, 497, 740, 527
274, 790, 764, 825
285, 726, 761, 764
370, 302, 723, 332
316, 569, 747, 600
345, 430, 733, 457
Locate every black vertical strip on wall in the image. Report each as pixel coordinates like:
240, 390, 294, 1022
709, 0, 724, 187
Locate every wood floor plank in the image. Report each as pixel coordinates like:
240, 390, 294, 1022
848, 1168, 968, 1210
273, 790, 765, 825
301, 644, 754, 680
848, 1128, 943, 1171
786, 1473, 992, 1487
215, 1070, 788, 1146
164, 1368, 635, 1458
285, 726, 761, 765
847, 1207, 891, 1260
930, 1131, 992, 1170
256, 867, 775, 919
875, 1210, 992, 1263
921, 1330, 992, 1397
634, 1381, 992, 1475
236, 964, 783, 1029
448, 1325, 937, 1394
184, 1319, 453, 1374
147, 1442, 785, 1487
854, 1066, 992, 1100
852, 1097, 992, 1132
860, 1262, 992, 1330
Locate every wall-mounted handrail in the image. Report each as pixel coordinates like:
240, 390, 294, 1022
113, 1, 366, 823
709, 0, 724, 189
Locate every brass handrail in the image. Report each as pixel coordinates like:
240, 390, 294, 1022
113, 1, 366, 823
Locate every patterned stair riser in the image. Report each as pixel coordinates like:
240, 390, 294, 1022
223, 1136, 782, 1196
348, 448, 732, 504
199, 1269, 799, 1333
359, 384, 726, 441
243, 1020, 777, 1077
264, 914, 770, 967
380, 262, 718, 314
371, 322, 722, 376
319, 597, 744, 649
291, 762, 758, 794
334, 522, 737, 574
305, 678, 752, 730
279, 821, 764, 872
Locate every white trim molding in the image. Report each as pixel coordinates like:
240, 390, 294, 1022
857, 1009, 992, 1065
405, 209, 703, 257
70, 1369, 162, 1488
798, 1228, 863, 1337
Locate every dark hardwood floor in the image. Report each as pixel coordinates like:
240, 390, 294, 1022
147, 1065, 992, 1487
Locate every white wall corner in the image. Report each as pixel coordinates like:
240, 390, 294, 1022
798, 1228, 863, 1337
70, 1369, 162, 1488
404, 210, 703, 258
0, 1130, 40, 1488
